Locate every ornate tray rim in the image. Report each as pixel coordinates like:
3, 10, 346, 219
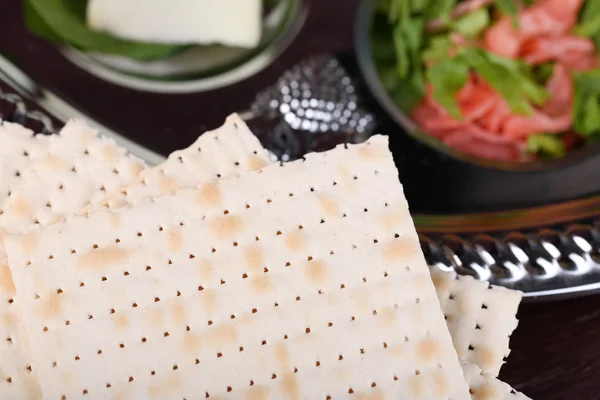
0, 54, 166, 166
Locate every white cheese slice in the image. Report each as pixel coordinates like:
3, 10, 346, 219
87, 0, 263, 48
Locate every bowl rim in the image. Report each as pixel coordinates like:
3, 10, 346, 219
354, 0, 600, 173
61, 0, 305, 94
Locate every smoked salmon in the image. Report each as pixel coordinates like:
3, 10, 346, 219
484, 0, 584, 58
444, 128, 524, 162
411, 65, 575, 162
520, 36, 596, 66
502, 64, 573, 139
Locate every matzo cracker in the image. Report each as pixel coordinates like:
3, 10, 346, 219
0, 121, 49, 399
6, 136, 470, 399
432, 269, 522, 376
82, 114, 270, 214
463, 363, 530, 400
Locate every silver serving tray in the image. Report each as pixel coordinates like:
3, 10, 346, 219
417, 207, 600, 301
0, 55, 165, 165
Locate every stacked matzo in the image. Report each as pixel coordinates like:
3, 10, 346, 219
0, 115, 528, 399
0, 119, 149, 399
81, 114, 271, 214
83, 114, 523, 376
0, 116, 269, 399
0, 121, 51, 399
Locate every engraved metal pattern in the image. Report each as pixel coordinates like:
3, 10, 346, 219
0, 54, 166, 165
246, 54, 376, 161
420, 221, 600, 300
0, 87, 54, 134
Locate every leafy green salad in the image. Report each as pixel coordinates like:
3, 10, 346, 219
371, 0, 600, 163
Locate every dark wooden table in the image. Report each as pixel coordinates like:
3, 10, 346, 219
501, 297, 600, 399
2, 1, 600, 399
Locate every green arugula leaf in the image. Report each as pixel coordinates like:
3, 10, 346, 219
451, 8, 490, 37
582, 96, 600, 134
485, 51, 526, 72
486, 55, 550, 105
27, 0, 185, 61
411, 66, 427, 96
393, 24, 410, 77
411, 0, 431, 13
484, 51, 516, 68
378, 63, 426, 112
375, 0, 393, 15
389, 0, 402, 22
573, 70, 600, 136
527, 134, 566, 158
403, 18, 425, 51
580, 0, 600, 20
464, 48, 532, 114
465, 48, 549, 114
495, 0, 518, 17
576, 0, 600, 43
391, 78, 427, 112
519, 78, 550, 106
495, 0, 519, 28
575, 17, 600, 38
423, 0, 457, 20
426, 56, 469, 119
373, 0, 463, 114
404, 18, 426, 93
400, 0, 411, 23
484, 52, 534, 78
377, 65, 401, 93
392, 17, 425, 79
24, 0, 62, 44
422, 35, 453, 64
576, 69, 600, 92
484, 53, 548, 105
532, 63, 555, 85
389, 0, 421, 23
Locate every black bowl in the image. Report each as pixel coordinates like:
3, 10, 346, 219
354, 0, 600, 172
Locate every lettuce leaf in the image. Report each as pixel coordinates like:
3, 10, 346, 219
424, 49, 548, 119
26, 0, 186, 61
576, 0, 600, 45
527, 134, 566, 158
495, 0, 518, 17
423, 0, 456, 20
464, 48, 548, 114
573, 70, 600, 137
393, 16, 425, 81
422, 35, 454, 64
426, 56, 469, 119
24, 0, 63, 44
450, 8, 490, 37
393, 24, 410, 77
